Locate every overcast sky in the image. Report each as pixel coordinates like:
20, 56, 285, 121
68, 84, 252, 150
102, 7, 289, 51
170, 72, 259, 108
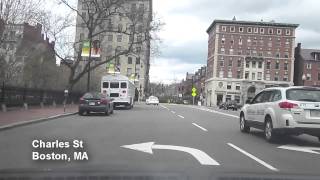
150, 0, 320, 84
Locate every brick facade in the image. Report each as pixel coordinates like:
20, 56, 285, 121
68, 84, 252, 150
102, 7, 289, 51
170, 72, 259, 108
205, 19, 299, 106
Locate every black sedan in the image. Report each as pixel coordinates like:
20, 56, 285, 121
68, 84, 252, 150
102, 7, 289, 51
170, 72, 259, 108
78, 92, 114, 116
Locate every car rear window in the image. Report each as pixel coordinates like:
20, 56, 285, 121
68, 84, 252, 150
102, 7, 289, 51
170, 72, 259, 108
286, 89, 320, 102
83, 93, 102, 99
121, 82, 127, 88
110, 82, 119, 88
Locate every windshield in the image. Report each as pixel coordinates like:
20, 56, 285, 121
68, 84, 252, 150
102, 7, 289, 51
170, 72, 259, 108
1, 0, 320, 179
286, 89, 320, 102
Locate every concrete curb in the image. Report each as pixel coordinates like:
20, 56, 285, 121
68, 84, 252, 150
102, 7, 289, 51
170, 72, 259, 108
0, 112, 78, 131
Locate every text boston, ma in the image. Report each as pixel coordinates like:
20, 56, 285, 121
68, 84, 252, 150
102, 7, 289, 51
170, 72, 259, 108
32, 140, 88, 162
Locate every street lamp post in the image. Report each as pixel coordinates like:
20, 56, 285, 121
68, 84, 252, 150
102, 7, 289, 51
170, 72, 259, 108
302, 74, 306, 86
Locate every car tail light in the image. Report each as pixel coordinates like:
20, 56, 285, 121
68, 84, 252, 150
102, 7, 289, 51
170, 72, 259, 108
79, 97, 85, 104
279, 101, 298, 109
100, 99, 108, 105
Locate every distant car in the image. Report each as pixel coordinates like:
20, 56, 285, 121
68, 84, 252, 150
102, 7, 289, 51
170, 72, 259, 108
146, 96, 159, 105
79, 92, 114, 116
240, 86, 320, 142
218, 102, 227, 110
226, 101, 238, 111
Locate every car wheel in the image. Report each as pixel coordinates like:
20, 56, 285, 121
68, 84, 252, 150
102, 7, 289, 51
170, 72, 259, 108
265, 118, 276, 142
240, 114, 250, 133
105, 107, 110, 116
79, 110, 84, 116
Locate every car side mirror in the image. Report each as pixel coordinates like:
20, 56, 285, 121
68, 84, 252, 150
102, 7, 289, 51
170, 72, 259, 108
245, 99, 251, 104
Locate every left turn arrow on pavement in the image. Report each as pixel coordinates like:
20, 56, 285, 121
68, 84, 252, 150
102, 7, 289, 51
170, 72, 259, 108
121, 142, 220, 166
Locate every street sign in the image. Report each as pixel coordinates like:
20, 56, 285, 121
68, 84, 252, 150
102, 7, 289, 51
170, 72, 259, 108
122, 142, 220, 165
192, 87, 196, 92
192, 92, 197, 97
81, 40, 101, 58
106, 62, 115, 74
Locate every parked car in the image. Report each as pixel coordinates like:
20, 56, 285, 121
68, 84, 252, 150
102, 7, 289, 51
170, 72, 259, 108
218, 102, 227, 110
240, 86, 320, 142
146, 96, 159, 105
79, 92, 114, 116
226, 101, 238, 111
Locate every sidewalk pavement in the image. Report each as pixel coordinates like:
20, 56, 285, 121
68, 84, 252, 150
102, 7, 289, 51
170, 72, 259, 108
0, 105, 78, 129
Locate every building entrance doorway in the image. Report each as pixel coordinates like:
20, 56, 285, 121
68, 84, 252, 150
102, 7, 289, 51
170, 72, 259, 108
217, 94, 223, 106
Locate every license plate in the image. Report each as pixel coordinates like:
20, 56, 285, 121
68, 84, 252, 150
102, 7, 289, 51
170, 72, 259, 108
310, 110, 320, 117
89, 102, 95, 106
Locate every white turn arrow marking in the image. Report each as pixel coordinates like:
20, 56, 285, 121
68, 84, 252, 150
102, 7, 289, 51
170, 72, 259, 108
278, 145, 320, 154
122, 142, 220, 166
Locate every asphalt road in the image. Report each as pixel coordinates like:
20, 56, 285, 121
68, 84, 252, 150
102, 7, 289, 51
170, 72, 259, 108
0, 103, 320, 179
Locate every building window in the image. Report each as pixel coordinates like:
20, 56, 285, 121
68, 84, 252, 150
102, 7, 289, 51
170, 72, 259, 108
275, 52, 280, 58
221, 38, 225, 44
127, 68, 132, 76
230, 39, 234, 45
236, 84, 241, 90
257, 72, 262, 80
307, 63, 312, 69
136, 58, 140, 64
266, 74, 270, 81
260, 28, 264, 34
247, 27, 252, 33
318, 73, 320, 81
258, 61, 262, 68
237, 59, 241, 67
252, 73, 256, 80
267, 51, 272, 57
286, 29, 291, 35
226, 95, 232, 102
284, 52, 289, 58
283, 75, 288, 81
227, 71, 232, 78
268, 28, 273, 34
245, 71, 249, 79
235, 95, 240, 103
128, 57, 133, 64
266, 61, 271, 69
117, 35, 122, 42
274, 75, 279, 81
239, 27, 243, 32
254, 27, 258, 33
229, 49, 234, 55
252, 61, 256, 68
307, 73, 311, 81
220, 60, 224, 67
277, 29, 282, 35
219, 71, 224, 78
220, 48, 225, 54
108, 34, 113, 41
246, 60, 250, 68
222, 26, 226, 31
227, 83, 232, 89
230, 26, 235, 32
239, 38, 242, 45
275, 61, 280, 69
284, 62, 288, 70
228, 59, 233, 67
237, 70, 241, 79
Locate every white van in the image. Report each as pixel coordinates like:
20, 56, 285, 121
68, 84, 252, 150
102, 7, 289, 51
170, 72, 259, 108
101, 74, 135, 109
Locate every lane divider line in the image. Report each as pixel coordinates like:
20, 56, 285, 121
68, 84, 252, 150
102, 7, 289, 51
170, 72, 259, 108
160, 104, 169, 110
187, 106, 238, 119
227, 143, 279, 172
192, 123, 208, 132
171, 111, 176, 114
178, 115, 185, 119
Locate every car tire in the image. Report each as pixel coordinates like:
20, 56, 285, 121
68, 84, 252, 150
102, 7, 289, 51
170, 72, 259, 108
265, 118, 277, 142
79, 110, 84, 116
105, 107, 110, 116
240, 114, 250, 133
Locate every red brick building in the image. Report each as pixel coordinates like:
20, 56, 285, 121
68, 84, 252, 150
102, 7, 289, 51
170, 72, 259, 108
205, 19, 299, 106
294, 43, 320, 86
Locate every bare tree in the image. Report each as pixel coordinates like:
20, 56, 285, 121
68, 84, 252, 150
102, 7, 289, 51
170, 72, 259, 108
44, 0, 162, 92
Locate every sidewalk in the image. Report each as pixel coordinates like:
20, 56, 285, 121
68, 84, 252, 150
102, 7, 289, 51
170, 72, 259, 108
0, 105, 78, 128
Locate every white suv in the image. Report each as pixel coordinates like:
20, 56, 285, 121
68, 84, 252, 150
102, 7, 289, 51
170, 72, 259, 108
240, 87, 320, 142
